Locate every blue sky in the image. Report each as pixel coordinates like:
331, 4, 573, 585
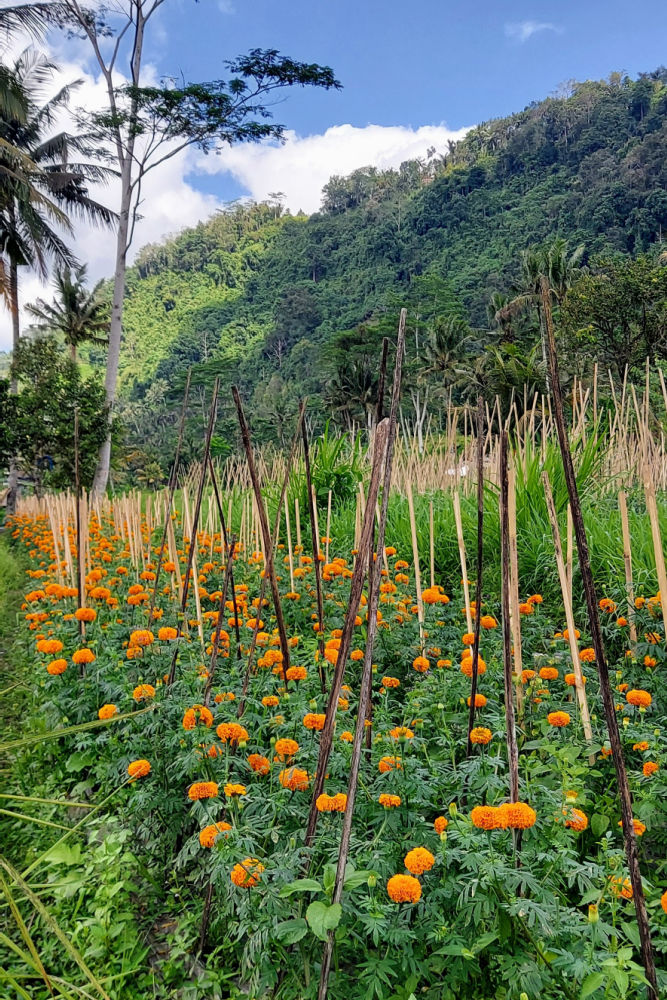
2, 0, 666, 347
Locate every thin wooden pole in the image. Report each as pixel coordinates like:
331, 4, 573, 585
429, 499, 435, 589
465, 396, 485, 758
540, 276, 658, 1000
232, 386, 292, 679
302, 413, 326, 674
452, 491, 473, 638
168, 379, 219, 686
499, 432, 519, 803
542, 473, 593, 744
643, 475, 667, 640
618, 491, 637, 644
406, 482, 424, 645
507, 464, 523, 715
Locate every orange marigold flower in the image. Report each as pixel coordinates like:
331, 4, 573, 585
133, 683, 155, 701
340, 731, 354, 742
286, 665, 307, 681
661, 890, 667, 915
89, 586, 111, 600
527, 594, 543, 604
547, 711, 571, 727
498, 801, 537, 830
129, 629, 154, 647
616, 617, 628, 627
230, 858, 264, 887
378, 755, 402, 774
626, 689, 652, 708
404, 847, 434, 875
216, 722, 248, 745
470, 727, 492, 745
618, 818, 646, 836
579, 648, 596, 662
389, 726, 414, 740
37, 638, 63, 655
434, 816, 448, 834
387, 873, 421, 904
610, 876, 633, 900
412, 655, 430, 673
316, 792, 347, 812
521, 669, 536, 683
274, 737, 299, 759
599, 598, 616, 613
158, 626, 178, 640
75, 607, 96, 622
470, 805, 503, 830
199, 821, 231, 847
262, 695, 280, 708
303, 713, 325, 731
183, 705, 214, 730
46, 658, 67, 675
632, 741, 649, 751
72, 648, 95, 665
467, 693, 487, 708
350, 649, 364, 661
643, 761, 659, 777
188, 781, 219, 800
519, 602, 534, 615
460, 656, 487, 677
279, 766, 309, 791
247, 754, 270, 774
128, 759, 151, 779
565, 673, 586, 686
381, 676, 400, 688
224, 783, 247, 797
564, 808, 588, 832
98, 703, 117, 720
379, 793, 401, 808
539, 667, 559, 680
480, 615, 497, 629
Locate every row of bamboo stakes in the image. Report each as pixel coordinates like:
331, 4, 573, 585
13, 351, 665, 997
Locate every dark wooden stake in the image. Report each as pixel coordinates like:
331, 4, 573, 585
540, 276, 658, 1000
317, 314, 405, 1000
304, 315, 407, 855
168, 378, 219, 687
499, 430, 519, 803
147, 370, 191, 624
465, 396, 485, 758
207, 455, 242, 663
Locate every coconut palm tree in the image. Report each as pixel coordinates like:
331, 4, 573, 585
26, 264, 109, 362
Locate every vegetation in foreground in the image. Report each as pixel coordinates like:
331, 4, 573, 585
1, 481, 666, 1000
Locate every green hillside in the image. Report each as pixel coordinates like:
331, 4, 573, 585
113, 70, 667, 478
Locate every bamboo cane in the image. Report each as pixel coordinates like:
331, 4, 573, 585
643, 475, 667, 640
499, 431, 519, 803
618, 491, 638, 644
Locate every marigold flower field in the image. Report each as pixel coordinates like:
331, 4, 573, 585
2, 499, 667, 1000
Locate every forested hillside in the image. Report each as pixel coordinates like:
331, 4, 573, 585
112, 70, 667, 480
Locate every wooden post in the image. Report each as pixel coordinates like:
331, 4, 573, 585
643, 475, 667, 640
284, 492, 295, 594
507, 465, 523, 714
542, 473, 593, 745
465, 396, 485, 758
302, 413, 326, 673
618, 491, 638, 644
429, 499, 435, 589
406, 482, 424, 645
540, 276, 658, 1000
499, 431, 519, 803
453, 491, 473, 638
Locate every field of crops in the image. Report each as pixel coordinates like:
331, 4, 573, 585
1, 441, 667, 1000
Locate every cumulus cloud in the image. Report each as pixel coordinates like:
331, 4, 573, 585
0, 39, 470, 350
505, 21, 562, 43
195, 122, 471, 215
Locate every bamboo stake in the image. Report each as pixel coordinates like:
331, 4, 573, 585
465, 396, 485, 758
429, 499, 435, 589
295, 497, 302, 550
284, 492, 295, 594
507, 465, 524, 715
302, 414, 326, 676
182, 487, 205, 650
565, 504, 573, 609
540, 277, 658, 1000
542, 473, 593, 744
452, 491, 473, 638
618, 491, 638, 644
168, 380, 219, 686
406, 482, 424, 645
643, 475, 667, 640
499, 431, 519, 803
325, 490, 332, 564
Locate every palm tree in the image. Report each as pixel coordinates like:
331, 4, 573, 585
26, 264, 109, 362
0, 48, 115, 514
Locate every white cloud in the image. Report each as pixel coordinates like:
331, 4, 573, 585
195, 122, 471, 215
505, 21, 562, 43
0, 40, 470, 351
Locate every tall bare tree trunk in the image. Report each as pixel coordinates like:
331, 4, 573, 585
6, 256, 20, 517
